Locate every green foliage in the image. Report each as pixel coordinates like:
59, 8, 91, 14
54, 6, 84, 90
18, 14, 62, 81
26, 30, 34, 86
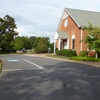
0, 15, 18, 53
29, 36, 36, 48
33, 37, 41, 49
79, 51, 88, 57
13, 36, 51, 53
97, 52, 100, 58
56, 50, 61, 55
69, 56, 100, 61
49, 42, 54, 53
47, 54, 100, 61
13, 36, 32, 50
56, 49, 77, 57
84, 23, 100, 58
34, 37, 50, 53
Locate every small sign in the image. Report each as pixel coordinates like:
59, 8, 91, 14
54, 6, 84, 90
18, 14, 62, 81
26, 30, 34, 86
7, 60, 20, 62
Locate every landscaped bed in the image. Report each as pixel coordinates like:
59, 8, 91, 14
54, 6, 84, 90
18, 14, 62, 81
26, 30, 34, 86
46, 54, 100, 62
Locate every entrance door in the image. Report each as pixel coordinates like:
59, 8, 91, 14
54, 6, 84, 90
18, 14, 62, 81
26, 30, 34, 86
64, 41, 67, 49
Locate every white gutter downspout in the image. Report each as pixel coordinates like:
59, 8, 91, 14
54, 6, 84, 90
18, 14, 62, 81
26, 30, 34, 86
80, 28, 83, 51
58, 38, 61, 50
54, 40, 56, 54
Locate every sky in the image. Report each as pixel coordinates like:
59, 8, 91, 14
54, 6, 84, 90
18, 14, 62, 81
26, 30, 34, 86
0, 0, 100, 42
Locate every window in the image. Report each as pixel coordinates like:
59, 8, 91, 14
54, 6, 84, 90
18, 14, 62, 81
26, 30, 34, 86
72, 35, 75, 49
72, 39, 75, 49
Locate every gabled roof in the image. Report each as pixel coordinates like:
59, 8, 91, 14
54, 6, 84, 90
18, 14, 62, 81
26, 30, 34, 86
57, 30, 69, 37
65, 8, 100, 28
54, 31, 69, 39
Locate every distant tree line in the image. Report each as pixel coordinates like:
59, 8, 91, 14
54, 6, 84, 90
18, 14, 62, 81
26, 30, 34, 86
14, 36, 54, 53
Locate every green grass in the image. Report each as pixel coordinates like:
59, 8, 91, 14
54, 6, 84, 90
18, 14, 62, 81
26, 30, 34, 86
46, 54, 100, 62
69, 56, 100, 61
46, 54, 69, 59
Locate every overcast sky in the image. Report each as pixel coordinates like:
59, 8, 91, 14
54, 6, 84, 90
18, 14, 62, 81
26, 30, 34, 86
0, 0, 100, 42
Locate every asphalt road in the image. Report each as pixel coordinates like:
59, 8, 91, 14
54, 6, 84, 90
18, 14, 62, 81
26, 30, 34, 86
0, 54, 100, 100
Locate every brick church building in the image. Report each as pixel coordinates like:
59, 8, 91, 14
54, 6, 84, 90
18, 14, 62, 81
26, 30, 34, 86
54, 8, 100, 55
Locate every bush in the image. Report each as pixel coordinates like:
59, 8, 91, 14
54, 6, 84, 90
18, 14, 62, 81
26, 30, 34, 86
69, 56, 100, 61
56, 49, 77, 57
56, 50, 61, 55
98, 52, 100, 58
79, 51, 88, 57
65, 49, 77, 57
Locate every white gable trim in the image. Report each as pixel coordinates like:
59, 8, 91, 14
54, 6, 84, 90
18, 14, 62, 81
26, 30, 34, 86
57, 8, 82, 31
57, 10, 69, 30
65, 9, 80, 28
63, 11, 69, 19
54, 32, 58, 39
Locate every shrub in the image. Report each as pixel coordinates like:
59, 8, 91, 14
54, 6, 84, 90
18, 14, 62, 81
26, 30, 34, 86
56, 49, 77, 57
69, 56, 100, 61
60, 49, 66, 56
79, 51, 88, 57
98, 52, 100, 58
56, 50, 61, 55
65, 49, 77, 57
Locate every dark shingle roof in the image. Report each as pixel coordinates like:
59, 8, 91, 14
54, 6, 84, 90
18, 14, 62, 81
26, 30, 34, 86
65, 8, 100, 27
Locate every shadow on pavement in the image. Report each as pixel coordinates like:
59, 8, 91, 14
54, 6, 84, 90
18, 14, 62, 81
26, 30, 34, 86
0, 61, 100, 100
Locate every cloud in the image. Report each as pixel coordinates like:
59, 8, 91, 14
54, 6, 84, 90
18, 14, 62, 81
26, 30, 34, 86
14, 15, 37, 26
0, 0, 100, 43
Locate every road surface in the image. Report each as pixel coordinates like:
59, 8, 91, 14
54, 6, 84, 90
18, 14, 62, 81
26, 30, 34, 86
0, 54, 100, 100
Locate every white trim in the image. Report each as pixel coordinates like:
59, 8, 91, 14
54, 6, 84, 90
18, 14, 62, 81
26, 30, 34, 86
67, 39, 69, 49
54, 32, 58, 39
58, 10, 65, 30
57, 10, 69, 30
65, 8, 80, 28
63, 15, 69, 19
63, 11, 69, 19
54, 40, 56, 53
58, 38, 61, 50
57, 8, 81, 31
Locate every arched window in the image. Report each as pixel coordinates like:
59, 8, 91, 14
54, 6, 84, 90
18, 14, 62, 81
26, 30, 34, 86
72, 35, 75, 49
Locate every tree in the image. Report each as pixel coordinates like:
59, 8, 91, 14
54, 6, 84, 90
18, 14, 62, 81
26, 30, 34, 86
0, 15, 18, 53
13, 36, 32, 50
29, 36, 36, 49
33, 37, 41, 49
34, 37, 49, 53
84, 23, 100, 58
49, 42, 54, 53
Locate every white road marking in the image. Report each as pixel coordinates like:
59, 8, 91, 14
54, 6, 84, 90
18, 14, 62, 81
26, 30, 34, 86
2, 68, 41, 72
24, 59, 43, 69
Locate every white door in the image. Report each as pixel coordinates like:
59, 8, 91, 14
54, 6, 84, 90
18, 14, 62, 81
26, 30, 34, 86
64, 41, 67, 49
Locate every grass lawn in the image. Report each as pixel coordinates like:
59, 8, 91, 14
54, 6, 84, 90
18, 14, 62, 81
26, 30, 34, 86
46, 54, 100, 62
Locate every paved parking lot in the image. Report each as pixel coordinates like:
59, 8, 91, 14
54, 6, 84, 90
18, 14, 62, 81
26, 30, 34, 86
0, 54, 100, 100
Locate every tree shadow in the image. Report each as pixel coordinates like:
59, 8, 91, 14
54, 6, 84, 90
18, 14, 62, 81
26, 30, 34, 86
0, 61, 100, 100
